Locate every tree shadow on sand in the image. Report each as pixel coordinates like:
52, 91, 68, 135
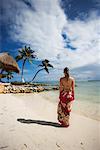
17, 118, 63, 128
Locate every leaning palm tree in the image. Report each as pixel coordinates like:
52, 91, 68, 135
16, 46, 36, 83
31, 59, 53, 82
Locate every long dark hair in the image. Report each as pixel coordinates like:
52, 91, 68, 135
64, 67, 69, 79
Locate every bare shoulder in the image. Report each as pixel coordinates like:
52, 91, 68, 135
60, 77, 65, 82
69, 76, 75, 82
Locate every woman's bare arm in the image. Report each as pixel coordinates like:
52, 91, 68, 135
72, 78, 75, 100
59, 78, 64, 93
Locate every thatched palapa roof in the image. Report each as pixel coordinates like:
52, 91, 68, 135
0, 53, 20, 73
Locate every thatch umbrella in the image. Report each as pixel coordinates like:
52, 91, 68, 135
0, 53, 20, 73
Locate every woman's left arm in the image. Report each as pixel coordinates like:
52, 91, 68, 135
67, 78, 75, 111
72, 79, 75, 100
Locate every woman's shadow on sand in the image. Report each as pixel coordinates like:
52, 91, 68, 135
17, 118, 63, 128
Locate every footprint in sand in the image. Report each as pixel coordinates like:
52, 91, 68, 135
0, 146, 9, 149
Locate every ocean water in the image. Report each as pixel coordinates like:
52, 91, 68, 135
73, 80, 100, 120
75, 81, 100, 103
40, 80, 100, 121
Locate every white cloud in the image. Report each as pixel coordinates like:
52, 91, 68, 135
8, 1, 100, 68
1, 0, 100, 80
63, 13, 100, 68
8, 0, 67, 60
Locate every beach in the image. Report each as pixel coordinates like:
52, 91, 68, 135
0, 93, 100, 150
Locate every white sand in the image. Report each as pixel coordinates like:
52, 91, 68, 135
0, 93, 100, 150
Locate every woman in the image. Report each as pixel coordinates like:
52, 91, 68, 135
57, 67, 75, 127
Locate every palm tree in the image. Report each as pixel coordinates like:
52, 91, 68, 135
6, 71, 14, 83
0, 71, 13, 83
31, 59, 53, 82
16, 46, 36, 82
0, 73, 7, 82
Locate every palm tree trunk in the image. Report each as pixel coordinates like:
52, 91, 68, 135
21, 58, 27, 82
31, 68, 44, 82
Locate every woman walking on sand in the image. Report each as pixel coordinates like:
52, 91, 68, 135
57, 67, 75, 127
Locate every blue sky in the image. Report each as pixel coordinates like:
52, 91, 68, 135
0, 0, 100, 82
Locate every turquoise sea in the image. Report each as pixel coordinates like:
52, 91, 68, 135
40, 80, 100, 121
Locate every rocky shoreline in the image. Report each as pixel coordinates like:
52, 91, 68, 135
0, 83, 59, 94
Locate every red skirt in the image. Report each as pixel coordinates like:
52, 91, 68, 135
57, 91, 74, 127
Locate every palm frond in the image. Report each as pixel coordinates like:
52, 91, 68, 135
42, 61, 47, 67
44, 59, 49, 63
15, 55, 23, 62
48, 63, 53, 68
18, 50, 24, 54
31, 54, 36, 59
38, 64, 43, 67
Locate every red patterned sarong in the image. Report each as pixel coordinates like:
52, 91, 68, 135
57, 91, 74, 127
